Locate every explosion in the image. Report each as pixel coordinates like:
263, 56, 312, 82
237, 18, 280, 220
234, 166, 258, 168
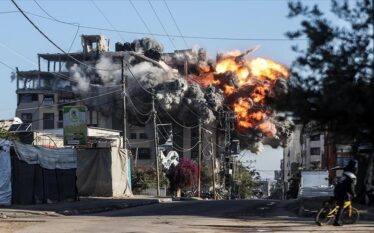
189, 50, 289, 138
71, 38, 292, 153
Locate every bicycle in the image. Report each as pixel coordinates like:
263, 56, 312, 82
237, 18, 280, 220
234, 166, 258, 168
315, 200, 359, 226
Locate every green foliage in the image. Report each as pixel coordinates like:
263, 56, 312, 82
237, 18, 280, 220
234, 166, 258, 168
233, 162, 261, 199
269, 182, 283, 200
281, 0, 374, 142
131, 169, 168, 194
0, 126, 16, 140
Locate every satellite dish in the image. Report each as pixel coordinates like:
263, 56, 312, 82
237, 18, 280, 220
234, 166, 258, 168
13, 117, 23, 124
167, 150, 179, 159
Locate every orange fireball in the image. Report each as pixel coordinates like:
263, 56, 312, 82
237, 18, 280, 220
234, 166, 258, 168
195, 49, 288, 136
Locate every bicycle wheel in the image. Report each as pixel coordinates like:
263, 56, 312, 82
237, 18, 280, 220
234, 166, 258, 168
342, 207, 359, 224
315, 207, 334, 226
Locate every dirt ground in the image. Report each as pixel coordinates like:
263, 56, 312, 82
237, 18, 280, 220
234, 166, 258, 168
0, 220, 35, 233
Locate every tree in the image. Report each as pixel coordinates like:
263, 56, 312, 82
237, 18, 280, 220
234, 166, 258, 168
235, 164, 261, 199
0, 125, 16, 140
166, 159, 198, 197
131, 169, 168, 194
281, 0, 374, 143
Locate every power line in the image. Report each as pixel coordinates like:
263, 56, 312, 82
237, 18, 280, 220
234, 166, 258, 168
67, 24, 80, 53
0, 51, 119, 93
147, 0, 177, 50
5, 10, 308, 42
11, 0, 84, 68
129, 0, 155, 38
32, 0, 81, 52
33, 0, 64, 22
162, 0, 189, 48
156, 102, 200, 129
90, 0, 125, 42
15, 88, 122, 111
173, 140, 201, 152
11, 0, 122, 72
0, 59, 15, 71
127, 94, 153, 116
0, 41, 38, 66
124, 62, 160, 97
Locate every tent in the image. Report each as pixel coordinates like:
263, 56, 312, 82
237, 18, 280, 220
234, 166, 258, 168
0, 139, 11, 206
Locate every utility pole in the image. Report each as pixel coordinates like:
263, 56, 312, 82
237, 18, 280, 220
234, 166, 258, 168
152, 93, 160, 197
121, 59, 127, 149
198, 118, 202, 198
210, 137, 216, 200
224, 111, 232, 199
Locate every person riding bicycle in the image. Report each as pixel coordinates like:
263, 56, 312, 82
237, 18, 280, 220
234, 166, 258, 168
333, 159, 358, 226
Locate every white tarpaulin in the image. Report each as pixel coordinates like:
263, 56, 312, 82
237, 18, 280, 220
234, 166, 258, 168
13, 141, 77, 169
0, 139, 11, 206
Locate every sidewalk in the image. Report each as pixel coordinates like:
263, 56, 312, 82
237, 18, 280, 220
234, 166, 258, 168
0, 196, 172, 218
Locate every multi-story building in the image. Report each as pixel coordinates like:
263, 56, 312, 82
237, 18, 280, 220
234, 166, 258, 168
282, 124, 302, 191
16, 35, 112, 131
300, 128, 325, 170
14, 35, 224, 177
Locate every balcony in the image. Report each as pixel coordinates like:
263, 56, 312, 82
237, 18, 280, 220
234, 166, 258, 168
17, 71, 73, 92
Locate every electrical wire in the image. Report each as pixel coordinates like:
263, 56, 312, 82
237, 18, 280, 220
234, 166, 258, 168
0, 41, 38, 66
11, 0, 122, 72
91, 0, 125, 42
125, 63, 156, 96
172, 140, 201, 152
147, 0, 177, 50
0, 59, 15, 71
32, 0, 80, 52
15, 88, 122, 111
15, 95, 123, 125
4, 9, 308, 42
129, 0, 155, 38
156, 102, 200, 129
67, 24, 80, 53
127, 94, 153, 116
162, 0, 189, 48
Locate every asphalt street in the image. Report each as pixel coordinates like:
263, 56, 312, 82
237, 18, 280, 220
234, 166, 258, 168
2, 200, 374, 233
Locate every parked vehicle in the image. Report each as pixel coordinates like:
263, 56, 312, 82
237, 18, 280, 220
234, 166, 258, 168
298, 170, 334, 215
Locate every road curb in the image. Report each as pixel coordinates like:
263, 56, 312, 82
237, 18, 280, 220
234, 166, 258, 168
0, 197, 173, 217
58, 199, 160, 216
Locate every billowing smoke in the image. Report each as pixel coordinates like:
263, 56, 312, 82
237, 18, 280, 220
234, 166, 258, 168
70, 64, 90, 92
69, 37, 292, 153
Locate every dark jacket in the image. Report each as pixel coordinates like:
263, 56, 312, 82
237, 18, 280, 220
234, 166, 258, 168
334, 159, 358, 204
334, 171, 357, 200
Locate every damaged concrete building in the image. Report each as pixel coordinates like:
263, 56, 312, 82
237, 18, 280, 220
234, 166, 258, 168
14, 35, 225, 182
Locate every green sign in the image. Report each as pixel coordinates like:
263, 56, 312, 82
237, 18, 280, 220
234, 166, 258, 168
63, 106, 87, 145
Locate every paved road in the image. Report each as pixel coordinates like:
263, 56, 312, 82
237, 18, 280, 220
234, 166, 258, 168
3, 200, 374, 233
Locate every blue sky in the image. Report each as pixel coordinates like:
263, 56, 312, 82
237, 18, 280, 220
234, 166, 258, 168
0, 0, 332, 178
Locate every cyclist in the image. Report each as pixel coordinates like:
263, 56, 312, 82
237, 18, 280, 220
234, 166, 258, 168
333, 159, 358, 226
